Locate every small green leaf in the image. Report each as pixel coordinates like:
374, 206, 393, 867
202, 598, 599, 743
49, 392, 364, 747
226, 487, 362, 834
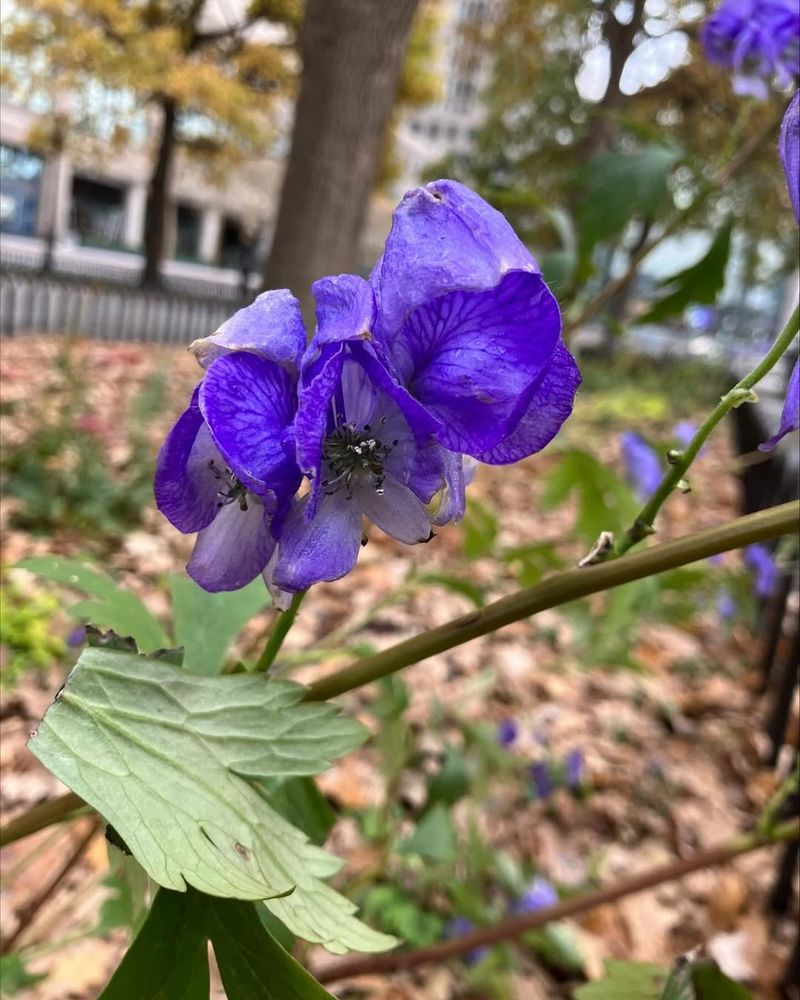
100, 888, 210, 1000
426, 747, 470, 809
541, 450, 639, 542
462, 499, 499, 560
525, 924, 585, 974
28, 647, 393, 953
169, 574, 269, 675
636, 222, 733, 325
419, 572, 485, 608
19, 556, 168, 653
400, 803, 457, 863
0, 955, 46, 997
573, 959, 668, 999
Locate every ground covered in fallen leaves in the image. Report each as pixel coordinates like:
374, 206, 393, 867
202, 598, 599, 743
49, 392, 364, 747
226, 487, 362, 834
1, 337, 797, 999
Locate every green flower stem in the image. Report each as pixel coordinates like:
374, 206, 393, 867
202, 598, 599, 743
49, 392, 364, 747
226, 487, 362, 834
0, 792, 87, 848
615, 305, 799, 556
758, 759, 800, 836
316, 817, 799, 984
303, 501, 799, 702
254, 590, 306, 673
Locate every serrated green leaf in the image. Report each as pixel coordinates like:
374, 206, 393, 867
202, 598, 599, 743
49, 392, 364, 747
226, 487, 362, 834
169, 574, 269, 675
100, 888, 209, 1000
636, 222, 733, 325
573, 959, 668, 999
28, 647, 394, 953
19, 556, 168, 653
266, 776, 336, 845
400, 803, 457, 863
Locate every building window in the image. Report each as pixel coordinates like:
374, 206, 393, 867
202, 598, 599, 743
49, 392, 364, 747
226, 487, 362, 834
0, 144, 43, 236
70, 176, 125, 248
175, 203, 201, 262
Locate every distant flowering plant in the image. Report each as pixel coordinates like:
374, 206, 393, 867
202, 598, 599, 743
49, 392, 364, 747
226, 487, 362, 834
700, 0, 800, 99
621, 431, 663, 500
155, 181, 581, 595
744, 542, 779, 597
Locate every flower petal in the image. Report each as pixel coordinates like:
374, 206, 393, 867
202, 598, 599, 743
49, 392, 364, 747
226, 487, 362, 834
154, 387, 222, 533
311, 274, 376, 346
355, 474, 432, 544
472, 341, 581, 464
190, 290, 306, 374
391, 270, 562, 455
273, 492, 363, 590
188, 498, 274, 593
759, 358, 800, 450
779, 91, 799, 224
199, 352, 300, 500
375, 179, 538, 339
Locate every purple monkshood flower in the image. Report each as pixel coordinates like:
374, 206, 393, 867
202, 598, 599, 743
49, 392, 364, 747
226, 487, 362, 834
780, 91, 800, 222
759, 359, 800, 451
155, 181, 581, 595
621, 432, 663, 501
513, 876, 559, 914
445, 917, 489, 965
66, 624, 87, 648
744, 543, 779, 598
564, 748, 584, 789
701, 0, 800, 100
531, 761, 554, 800
673, 421, 697, 449
497, 718, 518, 748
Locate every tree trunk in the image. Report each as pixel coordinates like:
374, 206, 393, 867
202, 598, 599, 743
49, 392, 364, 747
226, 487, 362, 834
142, 97, 178, 289
263, 0, 420, 313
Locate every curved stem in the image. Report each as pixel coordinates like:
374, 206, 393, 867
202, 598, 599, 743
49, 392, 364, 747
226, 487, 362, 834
316, 818, 799, 984
303, 502, 799, 702
615, 305, 799, 556
254, 590, 306, 673
0, 792, 86, 848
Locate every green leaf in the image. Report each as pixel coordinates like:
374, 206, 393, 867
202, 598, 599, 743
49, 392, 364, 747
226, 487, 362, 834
525, 924, 585, 974
418, 572, 485, 608
362, 885, 445, 948
100, 888, 210, 1000
28, 647, 394, 954
101, 889, 337, 1000
400, 803, 457, 863
541, 450, 639, 541
577, 145, 681, 253
0, 955, 46, 997
636, 222, 733, 324
690, 961, 753, 1000
19, 556, 169, 653
266, 776, 336, 845
169, 574, 269, 675
573, 959, 668, 999
426, 747, 470, 809
207, 896, 336, 999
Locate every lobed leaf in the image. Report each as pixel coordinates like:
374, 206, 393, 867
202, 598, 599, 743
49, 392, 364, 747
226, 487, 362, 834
28, 647, 394, 953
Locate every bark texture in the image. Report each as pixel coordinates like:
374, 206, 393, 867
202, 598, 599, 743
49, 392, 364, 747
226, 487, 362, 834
142, 97, 177, 288
263, 0, 420, 312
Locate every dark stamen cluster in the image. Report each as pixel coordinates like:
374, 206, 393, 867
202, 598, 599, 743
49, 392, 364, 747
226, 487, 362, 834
322, 418, 398, 498
208, 459, 249, 511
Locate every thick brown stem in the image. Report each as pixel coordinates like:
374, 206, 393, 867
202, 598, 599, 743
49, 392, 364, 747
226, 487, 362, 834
263, 0, 420, 316
316, 820, 800, 984
141, 97, 178, 289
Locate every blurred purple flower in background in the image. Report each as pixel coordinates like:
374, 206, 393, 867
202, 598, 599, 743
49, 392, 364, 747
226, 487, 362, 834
673, 421, 697, 449
444, 917, 489, 964
744, 543, 778, 597
530, 761, 553, 800
716, 588, 737, 620
701, 0, 800, 99
513, 876, 559, 914
66, 625, 87, 648
621, 432, 663, 500
759, 359, 800, 451
564, 748, 584, 789
779, 90, 800, 222
497, 718, 518, 748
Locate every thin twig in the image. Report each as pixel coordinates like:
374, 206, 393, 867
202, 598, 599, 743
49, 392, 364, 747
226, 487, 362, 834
0, 817, 101, 955
0, 792, 86, 848
303, 502, 799, 702
316, 819, 800, 984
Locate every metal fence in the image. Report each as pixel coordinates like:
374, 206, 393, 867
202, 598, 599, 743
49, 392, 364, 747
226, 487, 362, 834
0, 270, 242, 343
